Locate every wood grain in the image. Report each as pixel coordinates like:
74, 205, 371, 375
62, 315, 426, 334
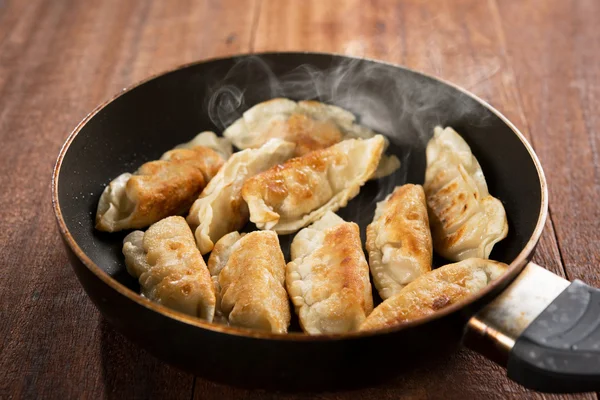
495, 0, 600, 285
0, 0, 596, 399
0, 0, 255, 398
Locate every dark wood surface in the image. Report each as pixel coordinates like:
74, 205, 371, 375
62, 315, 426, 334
0, 0, 597, 398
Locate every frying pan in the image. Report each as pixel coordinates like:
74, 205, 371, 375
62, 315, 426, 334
52, 52, 600, 393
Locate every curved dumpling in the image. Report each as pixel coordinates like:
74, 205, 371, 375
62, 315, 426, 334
96, 131, 231, 232
207, 231, 290, 333
223, 98, 400, 176
186, 139, 296, 254
360, 258, 508, 331
223, 98, 375, 156
424, 126, 508, 261
366, 184, 432, 300
242, 135, 385, 234
122, 216, 216, 321
287, 211, 373, 334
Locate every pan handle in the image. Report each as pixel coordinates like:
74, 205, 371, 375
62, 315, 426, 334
465, 263, 600, 393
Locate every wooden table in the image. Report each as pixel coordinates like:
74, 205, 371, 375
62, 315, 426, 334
1, 0, 598, 398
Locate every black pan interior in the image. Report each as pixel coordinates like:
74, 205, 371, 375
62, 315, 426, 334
57, 53, 542, 306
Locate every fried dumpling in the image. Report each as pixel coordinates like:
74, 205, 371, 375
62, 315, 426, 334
122, 216, 216, 321
424, 126, 508, 261
223, 98, 375, 156
186, 139, 296, 254
223, 98, 400, 176
287, 211, 373, 334
242, 135, 385, 234
366, 184, 432, 300
96, 131, 231, 232
207, 231, 290, 333
360, 258, 508, 331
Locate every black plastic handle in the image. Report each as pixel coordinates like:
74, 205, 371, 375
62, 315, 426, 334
507, 280, 600, 393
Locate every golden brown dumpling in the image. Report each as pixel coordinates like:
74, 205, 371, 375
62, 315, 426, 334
122, 216, 216, 321
287, 211, 373, 334
360, 258, 508, 331
186, 139, 296, 254
424, 126, 508, 261
207, 231, 290, 333
242, 135, 386, 234
223, 98, 375, 156
223, 98, 400, 176
366, 184, 432, 300
96, 132, 231, 232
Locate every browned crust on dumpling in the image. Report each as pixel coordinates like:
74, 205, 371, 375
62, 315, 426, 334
161, 146, 225, 180
242, 135, 385, 234
372, 184, 432, 263
223, 98, 367, 157
96, 146, 224, 231
286, 213, 373, 334
321, 222, 374, 316
264, 112, 343, 156
366, 184, 432, 299
211, 231, 290, 333
424, 126, 508, 260
243, 147, 346, 211
123, 216, 216, 321
360, 258, 508, 331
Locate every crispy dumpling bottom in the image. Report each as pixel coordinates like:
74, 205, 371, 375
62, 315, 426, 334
242, 135, 386, 234
424, 126, 508, 261
367, 184, 433, 300
96, 132, 231, 232
208, 230, 290, 333
122, 216, 216, 321
287, 211, 373, 334
360, 258, 508, 331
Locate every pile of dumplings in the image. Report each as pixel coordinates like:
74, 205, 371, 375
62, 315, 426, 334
96, 98, 509, 335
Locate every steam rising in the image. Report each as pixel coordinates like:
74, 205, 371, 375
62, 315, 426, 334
204, 54, 492, 231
